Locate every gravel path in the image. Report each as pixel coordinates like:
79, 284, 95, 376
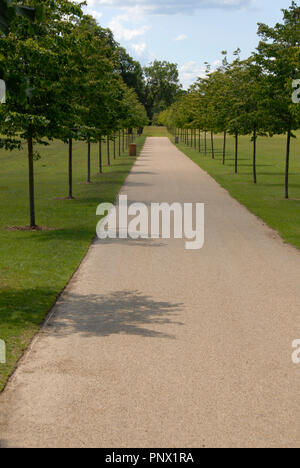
1, 137, 300, 448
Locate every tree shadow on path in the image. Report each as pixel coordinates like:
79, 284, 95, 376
49, 290, 184, 340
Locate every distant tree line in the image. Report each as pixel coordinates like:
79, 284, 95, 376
0, 1, 184, 227
158, 2, 300, 199
0, 0, 151, 227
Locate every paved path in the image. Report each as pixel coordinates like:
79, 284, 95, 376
1, 137, 300, 448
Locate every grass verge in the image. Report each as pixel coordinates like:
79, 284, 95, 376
170, 130, 300, 250
143, 126, 173, 138
0, 135, 145, 391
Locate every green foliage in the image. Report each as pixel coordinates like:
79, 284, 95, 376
159, 1, 300, 196
0, 135, 146, 391
144, 60, 182, 121
116, 47, 145, 103
254, 0, 300, 135
0, 0, 148, 225
0, 0, 35, 35
173, 130, 300, 248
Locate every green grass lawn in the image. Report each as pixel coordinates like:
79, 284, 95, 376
143, 126, 173, 137
1, 126, 300, 391
0, 134, 145, 391
170, 130, 300, 249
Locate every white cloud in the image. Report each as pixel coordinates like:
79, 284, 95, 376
174, 34, 187, 41
109, 15, 150, 41
87, 9, 103, 20
179, 61, 206, 89
131, 42, 147, 57
179, 59, 222, 89
86, 0, 253, 15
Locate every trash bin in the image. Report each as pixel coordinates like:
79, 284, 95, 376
175, 136, 179, 144
129, 144, 137, 156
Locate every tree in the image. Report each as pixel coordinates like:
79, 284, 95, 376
158, 2, 300, 198
120, 85, 148, 133
72, 15, 120, 182
0, 0, 83, 227
144, 60, 182, 121
116, 47, 145, 103
0, 0, 35, 35
254, 1, 300, 198
220, 57, 268, 182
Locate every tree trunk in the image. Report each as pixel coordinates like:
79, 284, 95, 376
204, 131, 207, 156
235, 133, 239, 174
122, 129, 125, 153
28, 136, 36, 228
107, 135, 111, 166
119, 130, 121, 157
253, 126, 257, 184
68, 138, 74, 199
198, 129, 201, 153
285, 128, 291, 199
222, 130, 227, 165
99, 137, 103, 173
113, 133, 116, 160
211, 131, 215, 159
87, 141, 91, 183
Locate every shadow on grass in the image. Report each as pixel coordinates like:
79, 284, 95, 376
49, 290, 184, 340
241, 172, 300, 177
0, 287, 182, 339
263, 183, 300, 189
5, 227, 95, 243
221, 161, 272, 168
0, 287, 59, 329
94, 237, 167, 248
16, 229, 168, 246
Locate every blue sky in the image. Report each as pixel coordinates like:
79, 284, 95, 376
83, 0, 296, 88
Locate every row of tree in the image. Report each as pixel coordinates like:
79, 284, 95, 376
158, 2, 300, 199
0, 0, 149, 227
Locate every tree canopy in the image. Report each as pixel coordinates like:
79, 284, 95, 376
0, 0, 149, 227
159, 1, 300, 197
